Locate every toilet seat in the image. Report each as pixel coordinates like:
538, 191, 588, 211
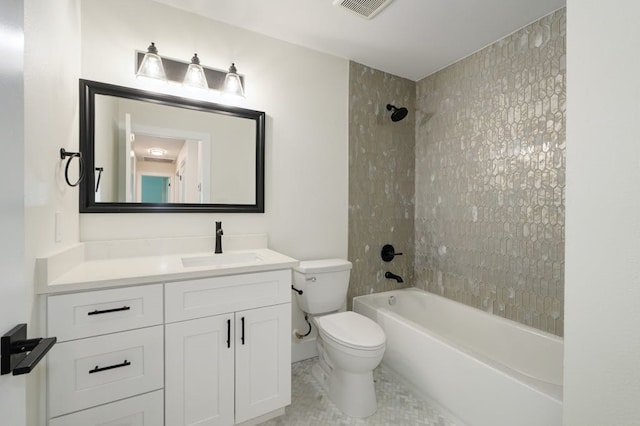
315, 311, 385, 351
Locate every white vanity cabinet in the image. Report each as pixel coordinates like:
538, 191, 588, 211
44, 268, 292, 426
164, 270, 292, 426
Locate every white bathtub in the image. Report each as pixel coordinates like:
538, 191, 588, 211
353, 287, 563, 426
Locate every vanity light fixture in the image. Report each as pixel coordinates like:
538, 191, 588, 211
183, 53, 208, 89
136, 42, 167, 82
135, 46, 246, 96
223, 63, 245, 98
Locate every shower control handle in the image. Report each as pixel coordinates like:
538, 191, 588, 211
381, 244, 403, 262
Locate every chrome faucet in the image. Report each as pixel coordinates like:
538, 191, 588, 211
385, 271, 403, 283
215, 221, 223, 254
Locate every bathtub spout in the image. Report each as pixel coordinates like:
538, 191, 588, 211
385, 271, 403, 283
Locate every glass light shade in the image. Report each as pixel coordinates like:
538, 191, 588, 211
183, 54, 208, 89
136, 42, 167, 81
223, 63, 245, 98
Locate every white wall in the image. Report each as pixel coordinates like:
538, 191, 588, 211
23, 0, 81, 425
564, 1, 640, 424
79, 0, 349, 262
24, 0, 81, 256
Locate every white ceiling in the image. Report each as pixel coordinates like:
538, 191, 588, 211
153, 0, 565, 81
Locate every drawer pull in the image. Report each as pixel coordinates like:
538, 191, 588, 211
87, 306, 131, 316
89, 360, 131, 374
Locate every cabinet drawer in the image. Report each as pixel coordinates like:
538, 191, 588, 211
165, 270, 291, 323
48, 284, 163, 342
48, 326, 163, 417
49, 390, 163, 426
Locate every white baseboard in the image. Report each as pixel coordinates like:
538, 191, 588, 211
237, 407, 285, 426
291, 336, 317, 363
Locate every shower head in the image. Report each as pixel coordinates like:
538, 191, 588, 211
386, 104, 408, 122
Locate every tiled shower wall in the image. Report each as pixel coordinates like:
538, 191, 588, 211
348, 62, 416, 308
415, 9, 566, 335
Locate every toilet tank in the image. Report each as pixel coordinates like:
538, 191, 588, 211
293, 259, 352, 314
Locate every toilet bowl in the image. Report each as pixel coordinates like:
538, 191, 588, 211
292, 259, 386, 418
312, 311, 385, 418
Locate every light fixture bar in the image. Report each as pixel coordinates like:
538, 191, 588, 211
135, 51, 245, 93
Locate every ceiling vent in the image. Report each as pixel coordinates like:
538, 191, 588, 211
333, 0, 395, 20
143, 156, 175, 164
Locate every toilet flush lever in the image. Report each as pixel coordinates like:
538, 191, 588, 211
306, 277, 317, 282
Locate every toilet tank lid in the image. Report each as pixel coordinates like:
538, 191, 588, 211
294, 259, 352, 273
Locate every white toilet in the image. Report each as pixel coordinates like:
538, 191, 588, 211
293, 259, 386, 418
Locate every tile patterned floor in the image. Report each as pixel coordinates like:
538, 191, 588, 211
260, 358, 459, 426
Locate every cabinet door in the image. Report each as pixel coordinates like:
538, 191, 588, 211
165, 314, 235, 426
235, 303, 291, 423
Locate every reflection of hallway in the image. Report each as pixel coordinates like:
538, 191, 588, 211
132, 134, 202, 204
91, 84, 259, 207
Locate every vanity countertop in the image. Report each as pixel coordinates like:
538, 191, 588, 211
37, 236, 298, 294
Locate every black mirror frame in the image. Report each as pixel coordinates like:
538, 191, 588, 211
79, 79, 265, 213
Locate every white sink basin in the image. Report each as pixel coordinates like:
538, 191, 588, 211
181, 252, 262, 268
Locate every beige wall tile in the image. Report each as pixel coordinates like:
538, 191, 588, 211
415, 9, 566, 336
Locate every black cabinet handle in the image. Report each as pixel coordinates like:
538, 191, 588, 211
89, 360, 131, 374
241, 317, 245, 345
88, 306, 131, 316
227, 319, 231, 349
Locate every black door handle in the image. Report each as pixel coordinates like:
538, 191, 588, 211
1, 324, 56, 376
241, 317, 245, 345
227, 319, 231, 348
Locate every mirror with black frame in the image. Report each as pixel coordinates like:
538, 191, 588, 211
79, 79, 265, 213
